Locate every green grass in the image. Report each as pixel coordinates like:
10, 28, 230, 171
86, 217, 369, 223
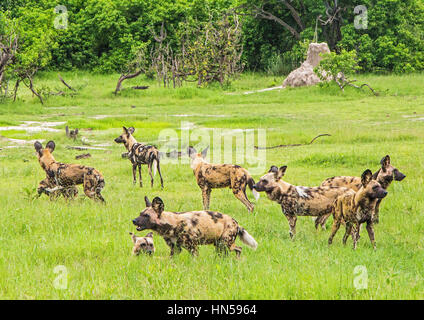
0, 71, 423, 299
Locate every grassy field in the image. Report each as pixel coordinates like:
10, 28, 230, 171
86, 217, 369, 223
0, 71, 423, 299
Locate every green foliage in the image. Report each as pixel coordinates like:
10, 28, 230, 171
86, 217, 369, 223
2, 0, 424, 73
315, 50, 361, 82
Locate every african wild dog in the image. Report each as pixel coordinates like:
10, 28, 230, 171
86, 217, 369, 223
317, 155, 405, 228
37, 177, 78, 200
114, 126, 164, 188
132, 196, 258, 257
252, 165, 350, 238
129, 232, 155, 255
328, 169, 388, 250
187, 146, 259, 213
34, 141, 105, 202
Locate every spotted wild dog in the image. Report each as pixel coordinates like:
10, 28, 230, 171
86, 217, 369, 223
317, 155, 405, 228
129, 232, 155, 255
252, 165, 350, 238
328, 169, 388, 250
187, 146, 259, 213
132, 196, 258, 257
114, 126, 164, 188
37, 177, 78, 200
34, 141, 105, 202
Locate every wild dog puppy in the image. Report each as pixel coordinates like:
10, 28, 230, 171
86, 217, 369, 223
114, 127, 164, 188
187, 146, 259, 213
317, 155, 405, 227
34, 141, 105, 202
328, 169, 388, 250
129, 232, 155, 255
253, 165, 350, 238
37, 177, 78, 200
132, 196, 258, 257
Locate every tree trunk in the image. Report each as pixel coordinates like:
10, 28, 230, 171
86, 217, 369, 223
114, 70, 143, 94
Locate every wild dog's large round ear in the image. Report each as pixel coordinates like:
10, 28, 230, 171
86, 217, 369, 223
276, 166, 287, 180
201, 146, 209, 158
187, 146, 197, 159
152, 197, 164, 216
145, 232, 153, 238
128, 127, 135, 135
380, 155, 391, 169
34, 141, 43, 153
268, 166, 278, 173
361, 169, 373, 187
144, 196, 152, 207
123, 126, 128, 133
46, 141, 55, 153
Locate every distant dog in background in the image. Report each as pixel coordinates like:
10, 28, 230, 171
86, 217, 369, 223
317, 155, 405, 227
187, 146, 259, 213
114, 127, 164, 188
328, 169, 388, 250
129, 232, 155, 255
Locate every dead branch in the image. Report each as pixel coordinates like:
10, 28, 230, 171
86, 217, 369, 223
254, 134, 331, 149
58, 74, 76, 91
75, 153, 91, 160
114, 69, 143, 94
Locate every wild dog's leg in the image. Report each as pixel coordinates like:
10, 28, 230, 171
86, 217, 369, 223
229, 242, 242, 258
232, 189, 254, 213
365, 221, 376, 250
201, 186, 211, 210
83, 172, 105, 202
373, 199, 382, 224
132, 164, 137, 185
148, 162, 154, 187
328, 218, 341, 245
231, 177, 254, 213
138, 164, 143, 187
342, 222, 353, 246
283, 213, 297, 239
214, 240, 227, 256
156, 159, 164, 189
319, 213, 331, 230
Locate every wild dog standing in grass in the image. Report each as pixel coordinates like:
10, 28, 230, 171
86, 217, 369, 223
317, 155, 405, 228
187, 146, 259, 213
132, 196, 258, 257
114, 126, 164, 188
34, 141, 105, 202
253, 165, 350, 238
129, 232, 155, 255
328, 169, 388, 250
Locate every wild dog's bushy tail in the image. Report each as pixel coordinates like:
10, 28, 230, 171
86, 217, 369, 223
247, 177, 260, 201
238, 227, 258, 250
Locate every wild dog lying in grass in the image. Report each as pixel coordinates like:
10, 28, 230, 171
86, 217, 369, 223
317, 155, 405, 228
328, 169, 388, 250
187, 146, 259, 213
129, 232, 155, 255
34, 141, 105, 202
253, 165, 350, 238
132, 196, 258, 257
114, 126, 164, 188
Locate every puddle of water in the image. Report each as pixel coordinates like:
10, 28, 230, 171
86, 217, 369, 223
0, 135, 45, 146
0, 121, 65, 133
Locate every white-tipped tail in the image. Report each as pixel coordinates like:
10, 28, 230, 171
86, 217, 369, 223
239, 228, 258, 250
153, 159, 157, 177
252, 188, 260, 201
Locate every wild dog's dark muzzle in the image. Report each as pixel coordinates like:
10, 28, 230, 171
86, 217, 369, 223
395, 171, 406, 181
114, 137, 123, 143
